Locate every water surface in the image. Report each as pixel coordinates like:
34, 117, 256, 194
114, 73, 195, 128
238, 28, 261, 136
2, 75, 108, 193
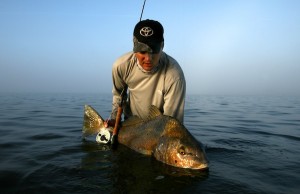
0, 93, 299, 193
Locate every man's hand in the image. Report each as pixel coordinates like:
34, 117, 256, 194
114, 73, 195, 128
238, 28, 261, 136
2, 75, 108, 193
104, 119, 116, 128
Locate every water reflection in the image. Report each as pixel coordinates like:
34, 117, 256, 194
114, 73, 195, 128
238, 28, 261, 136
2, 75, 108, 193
80, 141, 209, 193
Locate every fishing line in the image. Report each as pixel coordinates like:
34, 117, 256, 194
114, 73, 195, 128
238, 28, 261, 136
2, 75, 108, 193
139, 0, 147, 21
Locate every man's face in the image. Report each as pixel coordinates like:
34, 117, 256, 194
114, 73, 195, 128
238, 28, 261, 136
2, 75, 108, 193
135, 51, 162, 72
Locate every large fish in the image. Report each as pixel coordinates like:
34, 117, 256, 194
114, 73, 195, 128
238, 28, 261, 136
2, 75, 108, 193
82, 105, 209, 170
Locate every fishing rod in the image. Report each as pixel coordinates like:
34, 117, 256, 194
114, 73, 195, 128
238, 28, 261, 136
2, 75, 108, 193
139, 0, 147, 21
111, 88, 126, 147
111, 0, 147, 147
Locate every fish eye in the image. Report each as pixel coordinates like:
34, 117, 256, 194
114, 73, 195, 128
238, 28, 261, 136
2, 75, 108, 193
179, 147, 186, 155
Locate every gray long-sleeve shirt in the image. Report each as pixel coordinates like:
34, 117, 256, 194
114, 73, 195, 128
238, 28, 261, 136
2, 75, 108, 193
110, 51, 186, 123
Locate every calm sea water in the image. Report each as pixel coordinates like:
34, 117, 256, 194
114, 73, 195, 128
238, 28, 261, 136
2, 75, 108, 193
0, 93, 299, 194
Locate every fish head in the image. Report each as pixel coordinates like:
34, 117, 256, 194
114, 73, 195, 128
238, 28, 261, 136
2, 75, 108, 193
154, 137, 209, 170
154, 120, 209, 170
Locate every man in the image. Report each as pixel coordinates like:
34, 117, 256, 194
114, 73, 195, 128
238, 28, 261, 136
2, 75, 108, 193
106, 19, 186, 126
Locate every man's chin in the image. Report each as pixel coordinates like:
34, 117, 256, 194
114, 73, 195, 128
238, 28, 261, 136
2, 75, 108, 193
142, 65, 154, 71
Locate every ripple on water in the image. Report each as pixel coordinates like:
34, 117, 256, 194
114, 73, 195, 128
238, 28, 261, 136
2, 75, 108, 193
28, 133, 66, 141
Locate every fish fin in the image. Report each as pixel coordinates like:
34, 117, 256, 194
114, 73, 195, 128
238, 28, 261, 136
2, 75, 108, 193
122, 105, 162, 127
147, 105, 162, 119
82, 105, 105, 137
122, 116, 144, 127
163, 119, 187, 138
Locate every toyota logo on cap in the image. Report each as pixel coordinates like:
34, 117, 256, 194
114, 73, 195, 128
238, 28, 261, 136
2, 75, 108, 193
140, 27, 153, 37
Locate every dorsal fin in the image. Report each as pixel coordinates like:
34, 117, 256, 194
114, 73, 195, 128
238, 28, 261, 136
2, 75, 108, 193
147, 105, 162, 119
122, 106, 162, 126
122, 115, 144, 127
82, 105, 105, 137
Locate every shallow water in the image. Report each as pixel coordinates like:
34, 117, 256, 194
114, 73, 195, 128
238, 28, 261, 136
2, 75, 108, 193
0, 93, 299, 194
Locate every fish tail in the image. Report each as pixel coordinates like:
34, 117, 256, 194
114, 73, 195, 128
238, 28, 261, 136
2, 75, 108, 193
82, 105, 105, 137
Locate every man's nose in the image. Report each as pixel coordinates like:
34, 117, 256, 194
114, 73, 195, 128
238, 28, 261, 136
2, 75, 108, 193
144, 53, 153, 61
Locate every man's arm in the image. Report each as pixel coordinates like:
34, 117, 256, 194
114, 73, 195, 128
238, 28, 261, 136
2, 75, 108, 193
163, 78, 186, 123
110, 58, 127, 120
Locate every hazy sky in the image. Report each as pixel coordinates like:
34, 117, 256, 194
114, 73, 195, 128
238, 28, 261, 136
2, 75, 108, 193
0, 0, 299, 95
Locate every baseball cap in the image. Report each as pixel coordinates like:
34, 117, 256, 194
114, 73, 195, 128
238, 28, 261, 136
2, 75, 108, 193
133, 19, 164, 53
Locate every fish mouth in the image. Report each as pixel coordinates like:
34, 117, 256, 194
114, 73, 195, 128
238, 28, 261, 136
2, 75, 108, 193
198, 163, 209, 171
176, 161, 209, 170
191, 162, 209, 171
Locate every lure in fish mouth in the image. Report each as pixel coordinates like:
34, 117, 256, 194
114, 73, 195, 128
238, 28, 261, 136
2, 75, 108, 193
82, 105, 209, 170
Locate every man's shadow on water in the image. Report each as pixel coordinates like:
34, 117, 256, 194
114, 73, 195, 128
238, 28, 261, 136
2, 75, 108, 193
80, 141, 209, 193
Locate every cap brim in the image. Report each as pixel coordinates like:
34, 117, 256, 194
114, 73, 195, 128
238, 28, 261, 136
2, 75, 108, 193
133, 38, 161, 54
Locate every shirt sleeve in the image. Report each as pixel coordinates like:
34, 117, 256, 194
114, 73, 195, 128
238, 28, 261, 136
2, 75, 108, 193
110, 58, 127, 120
163, 77, 186, 123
